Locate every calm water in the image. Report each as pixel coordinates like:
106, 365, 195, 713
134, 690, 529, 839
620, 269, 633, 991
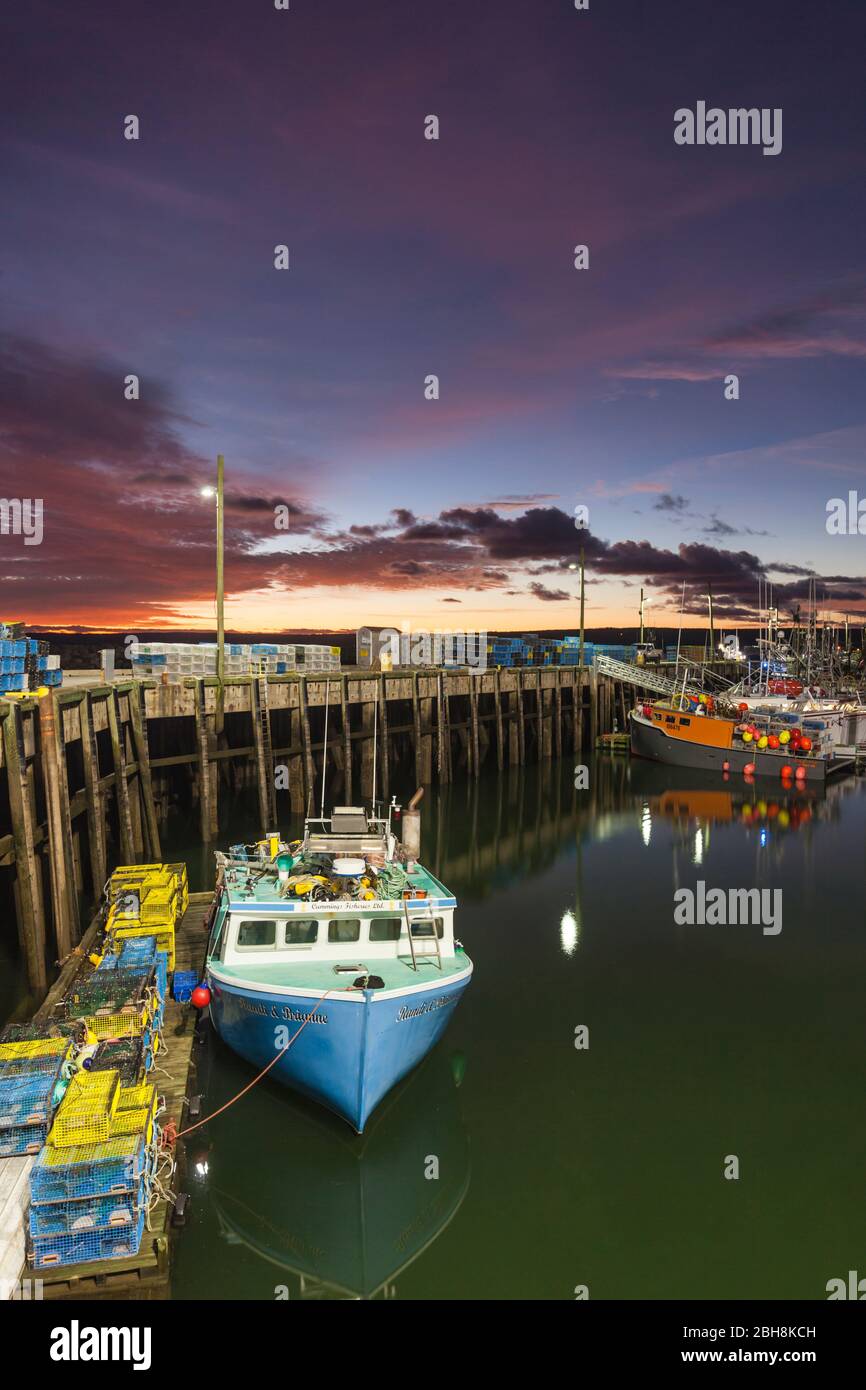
164, 757, 866, 1300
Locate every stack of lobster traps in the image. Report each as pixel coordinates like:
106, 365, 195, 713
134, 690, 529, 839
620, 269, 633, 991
0, 1028, 73, 1157
102, 862, 188, 972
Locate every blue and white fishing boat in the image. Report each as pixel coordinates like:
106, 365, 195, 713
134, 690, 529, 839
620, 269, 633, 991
205, 802, 472, 1132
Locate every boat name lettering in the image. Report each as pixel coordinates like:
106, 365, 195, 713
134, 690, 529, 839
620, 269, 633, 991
396, 996, 452, 1022
238, 996, 328, 1024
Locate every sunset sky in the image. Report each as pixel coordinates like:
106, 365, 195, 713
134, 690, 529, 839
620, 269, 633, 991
2, 0, 865, 634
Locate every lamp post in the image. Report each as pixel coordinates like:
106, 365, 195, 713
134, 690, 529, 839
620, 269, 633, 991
201, 453, 225, 728
568, 536, 586, 668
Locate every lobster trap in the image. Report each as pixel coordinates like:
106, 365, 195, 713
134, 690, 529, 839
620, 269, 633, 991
0, 1058, 65, 1129
29, 1208, 146, 1268
48, 1069, 120, 1149
30, 1133, 151, 1204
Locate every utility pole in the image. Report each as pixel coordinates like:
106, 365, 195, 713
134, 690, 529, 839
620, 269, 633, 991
578, 534, 586, 670
707, 583, 715, 664
216, 453, 225, 684
639, 587, 645, 645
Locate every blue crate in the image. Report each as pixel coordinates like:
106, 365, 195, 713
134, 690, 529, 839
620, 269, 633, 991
0, 1061, 64, 1128
30, 1134, 149, 1203
29, 1177, 146, 1238
172, 970, 197, 1003
30, 1207, 146, 1268
0, 1121, 49, 1156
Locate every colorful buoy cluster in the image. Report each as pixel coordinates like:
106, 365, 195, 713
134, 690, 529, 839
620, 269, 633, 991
740, 801, 812, 830
734, 704, 813, 777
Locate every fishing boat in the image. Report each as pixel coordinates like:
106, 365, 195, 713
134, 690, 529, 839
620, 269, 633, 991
205, 801, 472, 1133
629, 698, 856, 783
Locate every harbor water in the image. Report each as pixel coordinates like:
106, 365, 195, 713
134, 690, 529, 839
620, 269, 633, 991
162, 757, 866, 1300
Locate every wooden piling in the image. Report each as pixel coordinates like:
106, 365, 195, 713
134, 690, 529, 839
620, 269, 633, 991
298, 677, 315, 814
341, 676, 353, 802
469, 674, 480, 776
3, 704, 48, 993
494, 670, 504, 770
194, 679, 218, 842
79, 693, 108, 895
129, 683, 161, 859
106, 690, 135, 863
38, 693, 76, 959
378, 674, 390, 801
412, 672, 423, 786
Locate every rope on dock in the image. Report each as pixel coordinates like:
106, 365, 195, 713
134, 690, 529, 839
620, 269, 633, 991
163, 987, 342, 1144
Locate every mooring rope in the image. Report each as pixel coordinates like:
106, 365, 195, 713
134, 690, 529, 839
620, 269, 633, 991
162, 986, 343, 1145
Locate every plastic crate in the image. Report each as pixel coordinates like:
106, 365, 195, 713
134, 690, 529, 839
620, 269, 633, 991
0, 1060, 64, 1128
172, 970, 197, 1003
0, 1121, 48, 1156
29, 1178, 146, 1238
30, 1134, 149, 1203
30, 1208, 146, 1268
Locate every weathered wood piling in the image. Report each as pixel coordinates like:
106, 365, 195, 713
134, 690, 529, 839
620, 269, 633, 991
0, 663, 690, 997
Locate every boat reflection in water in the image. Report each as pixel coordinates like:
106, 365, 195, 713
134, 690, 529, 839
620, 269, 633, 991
192, 1042, 470, 1300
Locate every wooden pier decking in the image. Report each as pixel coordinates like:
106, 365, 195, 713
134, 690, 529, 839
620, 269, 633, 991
0, 891, 210, 1301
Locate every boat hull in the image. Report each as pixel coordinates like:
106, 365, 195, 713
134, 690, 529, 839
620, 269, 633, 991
628, 710, 847, 783
207, 963, 472, 1133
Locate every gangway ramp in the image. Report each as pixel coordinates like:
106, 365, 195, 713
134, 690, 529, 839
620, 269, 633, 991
593, 653, 703, 699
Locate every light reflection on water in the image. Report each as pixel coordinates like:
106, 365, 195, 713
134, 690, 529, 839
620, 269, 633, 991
168, 757, 866, 1300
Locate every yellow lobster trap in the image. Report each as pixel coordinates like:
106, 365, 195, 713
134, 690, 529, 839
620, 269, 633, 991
48, 1069, 121, 1148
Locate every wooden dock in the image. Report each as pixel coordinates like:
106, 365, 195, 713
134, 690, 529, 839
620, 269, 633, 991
0, 892, 210, 1301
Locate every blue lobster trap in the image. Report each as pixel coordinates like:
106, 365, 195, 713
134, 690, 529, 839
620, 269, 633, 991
0, 1062, 64, 1129
30, 1208, 146, 1268
29, 1176, 146, 1238
0, 1121, 48, 1157
30, 1133, 149, 1204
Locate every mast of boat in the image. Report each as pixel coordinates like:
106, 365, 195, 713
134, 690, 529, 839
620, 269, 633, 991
675, 581, 686, 669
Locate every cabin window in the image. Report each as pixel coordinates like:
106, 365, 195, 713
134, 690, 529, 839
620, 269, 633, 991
679, 718, 691, 727
236, 919, 277, 948
284, 920, 319, 945
665, 716, 676, 725
369, 917, 403, 942
411, 916, 445, 939
328, 918, 361, 943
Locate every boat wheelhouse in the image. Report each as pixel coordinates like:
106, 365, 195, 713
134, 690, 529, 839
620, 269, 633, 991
205, 804, 472, 1132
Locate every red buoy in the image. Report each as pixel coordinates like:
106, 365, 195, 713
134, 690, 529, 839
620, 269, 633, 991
743, 762, 756, 777
780, 765, 793, 778
191, 985, 211, 1009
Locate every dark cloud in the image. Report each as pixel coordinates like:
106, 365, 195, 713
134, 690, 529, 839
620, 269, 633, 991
654, 493, 689, 513
529, 581, 570, 601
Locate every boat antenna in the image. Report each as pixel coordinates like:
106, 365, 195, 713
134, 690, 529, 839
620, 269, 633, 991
320, 678, 330, 817
675, 581, 685, 669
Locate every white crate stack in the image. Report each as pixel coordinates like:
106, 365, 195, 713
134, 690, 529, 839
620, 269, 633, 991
130, 642, 341, 678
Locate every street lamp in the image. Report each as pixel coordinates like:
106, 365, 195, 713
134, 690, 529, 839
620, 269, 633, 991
569, 544, 586, 668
